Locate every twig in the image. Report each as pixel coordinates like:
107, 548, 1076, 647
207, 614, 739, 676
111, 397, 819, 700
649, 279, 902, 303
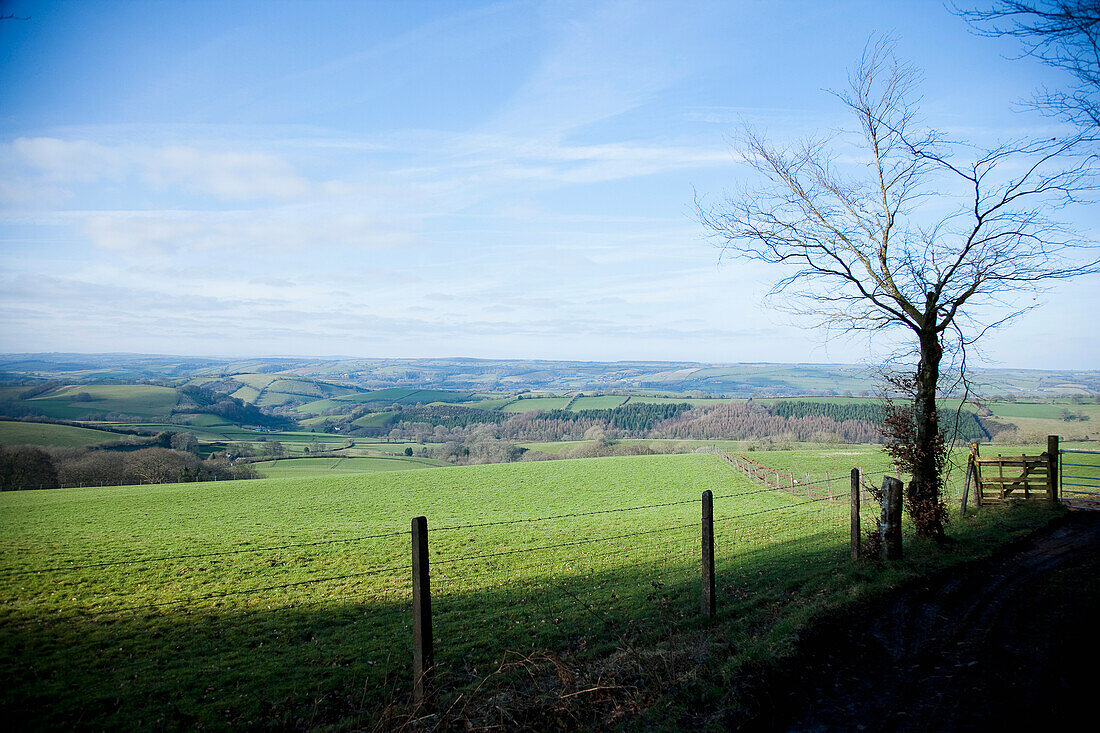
559, 684, 625, 699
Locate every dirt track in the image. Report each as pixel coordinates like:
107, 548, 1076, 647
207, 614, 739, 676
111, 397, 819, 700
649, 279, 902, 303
769, 511, 1100, 731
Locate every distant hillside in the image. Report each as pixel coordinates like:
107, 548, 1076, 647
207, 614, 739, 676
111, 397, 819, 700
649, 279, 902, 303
1, 353, 1097, 397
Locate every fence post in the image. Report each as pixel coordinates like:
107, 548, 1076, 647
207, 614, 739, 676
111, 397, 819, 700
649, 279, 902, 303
1047, 434, 1059, 502
973, 444, 982, 506
850, 468, 860, 561
960, 444, 977, 513
701, 490, 715, 619
411, 515, 433, 704
880, 476, 903, 560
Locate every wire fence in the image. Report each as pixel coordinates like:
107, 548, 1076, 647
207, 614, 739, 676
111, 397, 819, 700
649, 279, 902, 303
723, 452, 858, 501
2, 456, 884, 726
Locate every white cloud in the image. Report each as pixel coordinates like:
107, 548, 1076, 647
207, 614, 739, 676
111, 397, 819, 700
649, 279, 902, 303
11, 137, 126, 182
140, 146, 312, 200
6, 137, 315, 202
80, 209, 418, 255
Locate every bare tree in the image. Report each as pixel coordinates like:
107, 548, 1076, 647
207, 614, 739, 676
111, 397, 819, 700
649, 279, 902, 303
697, 41, 1098, 539
957, 1, 1100, 133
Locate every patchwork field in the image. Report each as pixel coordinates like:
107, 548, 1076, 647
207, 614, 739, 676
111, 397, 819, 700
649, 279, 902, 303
0, 450, 1060, 728
23, 384, 180, 420
0, 420, 124, 448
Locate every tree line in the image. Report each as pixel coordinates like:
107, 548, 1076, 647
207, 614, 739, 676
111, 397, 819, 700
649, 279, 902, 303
0, 432, 256, 490
765, 401, 1000, 442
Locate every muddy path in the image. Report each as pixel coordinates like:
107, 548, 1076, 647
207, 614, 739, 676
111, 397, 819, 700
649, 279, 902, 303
758, 511, 1100, 731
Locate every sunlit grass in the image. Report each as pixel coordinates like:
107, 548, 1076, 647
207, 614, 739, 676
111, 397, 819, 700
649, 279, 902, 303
0, 451, 1062, 728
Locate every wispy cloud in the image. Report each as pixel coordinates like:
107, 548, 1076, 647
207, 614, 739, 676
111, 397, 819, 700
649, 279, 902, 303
7, 137, 316, 202
79, 208, 418, 255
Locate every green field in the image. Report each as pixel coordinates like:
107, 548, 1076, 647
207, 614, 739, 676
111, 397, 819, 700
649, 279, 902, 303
625, 395, 721, 406
175, 413, 230, 427
352, 412, 394, 427
24, 384, 180, 420
332, 387, 417, 403
0, 450, 1061, 728
255, 391, 299, 407
229, 373, 279, 390
520, 440, 594, 454
0, 420, 125, 448
0, 455, 745, 727
294, 397, 344, 415
458, 396, 516, 410
266, 378, 326, 397
229, 384, 261, 402
569, 395, 629, 410
988, 401, 1100, 420
500, 396, 572, 412
251, 456, 446, 478
983, 401, 1100, 441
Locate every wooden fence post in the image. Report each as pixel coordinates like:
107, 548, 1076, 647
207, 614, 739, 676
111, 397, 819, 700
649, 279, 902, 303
411, 515, 433, 704
973, 444, 982, 506
960, 456, 974, 514
960, 443, 978, 513
880, 476, 903, 560
1047, 434, 1059, 502
850, 468, 860, 561
701, 490, 715, 618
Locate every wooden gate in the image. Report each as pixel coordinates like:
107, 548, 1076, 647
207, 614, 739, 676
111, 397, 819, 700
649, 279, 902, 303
973, 436, 1058, 505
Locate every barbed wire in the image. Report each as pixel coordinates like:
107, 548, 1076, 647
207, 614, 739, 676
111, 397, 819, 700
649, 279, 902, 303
711, 486, 786, 500
17, 521, 697, 623
434, 531, 696, 581
0, 485, 807, 579
432, 520, 697, 567
429, 497, 702, 533
714, 492, 850, 525
428, 485, 791, 533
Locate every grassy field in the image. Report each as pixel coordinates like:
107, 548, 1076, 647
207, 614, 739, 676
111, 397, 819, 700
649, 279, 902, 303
255, 390, 299, 407
458, 396, 515, 410
984, 401, 1100, 441
0, 450, 1062, 728
569, 395, 629, 410
229, 384, 262, 402
0, 454, 740, 727
251, 456, 447, 478
623, 395, 723, 406
175, 413, 231, 427
500, 396, 572, 412
352, 412, 393, 427
0, 420, 125, 447
24, 384, 180, 420
229, 373, 279, 389
266, 378, 326, 397
294, 397, 344, 414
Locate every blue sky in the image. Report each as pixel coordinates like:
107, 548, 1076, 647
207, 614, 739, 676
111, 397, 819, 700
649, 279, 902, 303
0, 0, 1096, 369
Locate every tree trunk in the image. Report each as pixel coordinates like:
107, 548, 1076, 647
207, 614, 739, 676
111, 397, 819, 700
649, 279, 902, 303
911, 326, 946, 540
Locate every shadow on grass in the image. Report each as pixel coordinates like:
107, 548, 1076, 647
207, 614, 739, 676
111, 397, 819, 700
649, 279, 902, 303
0, 502, 1061, 730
